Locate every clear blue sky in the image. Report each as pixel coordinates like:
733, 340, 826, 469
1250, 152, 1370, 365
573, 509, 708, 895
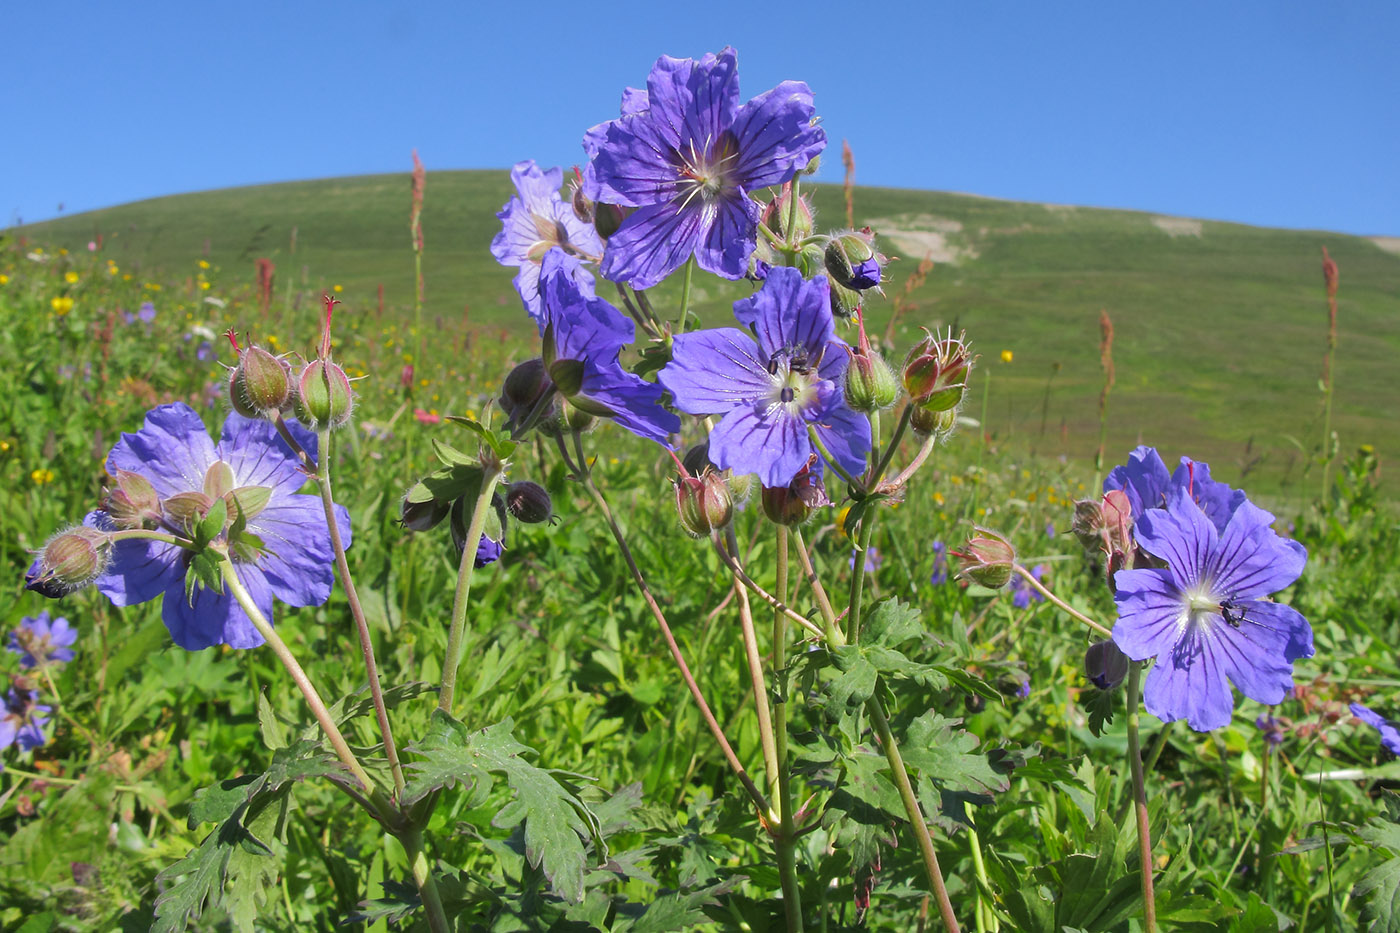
5, 1, 1396, 235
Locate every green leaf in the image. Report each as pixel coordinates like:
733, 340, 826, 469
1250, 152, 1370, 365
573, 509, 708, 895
447, 413, 517, 459
1084, 686, 1119, 737
346, 879, 420, 926
1357, 851, 1400, 931
431, 437, 477, 467
862, 598, 924, 646
614, 878, 742, 933
420, 462, 483, 503
404, 713, 601, 903
901, 712, 1007, 796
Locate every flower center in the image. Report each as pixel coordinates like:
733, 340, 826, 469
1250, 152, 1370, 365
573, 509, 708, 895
766, 346, 822, 414
675, 132, 740, 211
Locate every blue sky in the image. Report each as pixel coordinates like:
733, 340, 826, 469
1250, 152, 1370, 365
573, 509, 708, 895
5, 1, 1396, 234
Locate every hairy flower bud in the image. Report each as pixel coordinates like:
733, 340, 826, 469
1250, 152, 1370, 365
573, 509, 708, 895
505, 481, 554, 524
676, 471, 733, 538
824, 229, 884, 291
952, 528, 1016, 589
1084, 639, 1130, 691
909, 405, 959, 440
104, 469, 161, 529
683, 441, 754, 508
400, 493, 450, 532
295, 360, 354, 429
593, 202, 629, 240
903, 330, 973, 413
1071, 497, 1105, 550
761, 464, 830, 526
27, 527, 111, 596
844, 349, 899, 413
761, 183, 815, 243
232, 346, 292, 416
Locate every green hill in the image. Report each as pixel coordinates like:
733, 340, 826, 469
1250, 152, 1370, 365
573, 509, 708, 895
12, 170, 1400, 497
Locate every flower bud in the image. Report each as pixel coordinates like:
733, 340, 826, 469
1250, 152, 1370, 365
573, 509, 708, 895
844, 349, 899, 413
909, 405, 959, 440
824, 229, 884, 292
593, 202, 629, 241
505, 481, 553, 524
571, 180, 594, 226
451, 494, 506, 568
295, 360, 354, 429
761, 464, 830, 526
104, 470, 161, 529
400, 493, 450, 532
952, 528, 1016, 589
1084, 640, 1130, 691
232, 346, 292, 415
227, 369, 259, 418
676, 471, 733, 538
27, 527, 111, 595
827, 278, 863, 321
499, 358, 555, 432
1071, 497, 1105, 551
903, 330, 973, 412
684, 441, 754, 508
761, 183, 815, 243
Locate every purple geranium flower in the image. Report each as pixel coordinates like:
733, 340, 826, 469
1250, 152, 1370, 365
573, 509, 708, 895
930, 541, 948, 586
585, 47, 826, 289
93, 403, 350, 651
7, 610, 77, 668
537, 250, 680, 446
138, 301, 156, 323
0, 688, 51, 751
1112, 488, 1313, 731
492, 160, 604, 323
1104, 446, 1246, 531
1351, 703, 1400, 756
1009, 564, 1048, 610
474, 534, 503, 569
659, 267, 870, 487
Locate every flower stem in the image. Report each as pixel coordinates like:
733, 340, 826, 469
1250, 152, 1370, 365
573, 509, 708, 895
1125, 661, 1158, 932
571, 432, 768, 814
1012, 563, 1113, 638
403, 826, 452, 933
711, 537, 824, 638
438, 466, 503, 715
316, 426, 405, 795
791, 531, 960, 931
772, 526, 804, 933
869, 403, 913, 489
676, 256, 695, 335
847, 511, 877, 644
219, 561, 375, 793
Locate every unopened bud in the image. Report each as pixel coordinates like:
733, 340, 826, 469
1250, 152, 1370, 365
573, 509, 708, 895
827, 278, 862, 321
505, 481, 554, 524
761, 183, 815, 243
28, 527, 111, 595
761, 464, 830, 527
909, 405, 959, 440
400, 491, 450, 532
683, 441, 755, 507
1071, 498, 1105, 550
824, 229, 884, 291
499, 358, 555, 432
295, 360, 354, 429
676, 471, 733, 538
104, 470, 161, 528
571, 181, 594, 225
952, 528, 1016, 588
844, 349, 899, 412
233, 346, 292, 415
1084, 640, 1130, 691
593, 202, 628, 240
903, 330, 973, 413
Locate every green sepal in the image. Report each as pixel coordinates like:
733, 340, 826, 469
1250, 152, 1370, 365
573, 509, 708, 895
194, 498, 227, 546
431, 437, 476, 468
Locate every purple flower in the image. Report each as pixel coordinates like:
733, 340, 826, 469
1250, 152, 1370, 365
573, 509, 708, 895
0, 688, 51, 751
930, 541, 948, 586
93, 403, 350, 651
1351, 703, 1400, 756
1112, 488, 1312, 731
538, 250, 680, 446
1009, 564, 1048, 610
1104, 446, 1245, 532
492, 161, 604, 324
849, 545, 882, 574
659, 267, 870, 487
585, 47, 826, 289
475, 534, 503, 569
7, 611, 77, 668
196, 341, 213, 362
1015, 679, 1032, 699
1254, 713, 1287, 748
138, 301, 156, 323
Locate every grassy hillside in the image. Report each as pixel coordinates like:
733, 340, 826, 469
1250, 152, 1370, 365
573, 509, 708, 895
11, 171, 1400, 496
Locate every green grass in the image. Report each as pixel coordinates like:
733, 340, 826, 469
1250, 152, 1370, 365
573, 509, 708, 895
12, 171, 1400, 495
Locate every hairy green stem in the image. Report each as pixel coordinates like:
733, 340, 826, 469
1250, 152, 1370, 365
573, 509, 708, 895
220, 560, 374, 792
711, 537, 824, 638
676, 256, 695, 335
404, 827, 451, 933
1125, 661, 1158, 932
318, 427, 405, 794
770, 527, 804, 931
1013, 563, 1113, 638
438, 466, 503, 715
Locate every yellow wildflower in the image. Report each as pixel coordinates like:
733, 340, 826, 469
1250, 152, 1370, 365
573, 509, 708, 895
0, 274, 8, 285
64, 271, 79, 284
199, 281, 211, 290
333, 284, 343, 293
1000, 349, 1013, 363
198, 260, 210, 270
51, 296, 74, 314
31, 468, 55, 485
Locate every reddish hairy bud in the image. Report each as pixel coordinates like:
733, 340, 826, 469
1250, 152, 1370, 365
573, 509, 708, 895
952, 528, 1016, 589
